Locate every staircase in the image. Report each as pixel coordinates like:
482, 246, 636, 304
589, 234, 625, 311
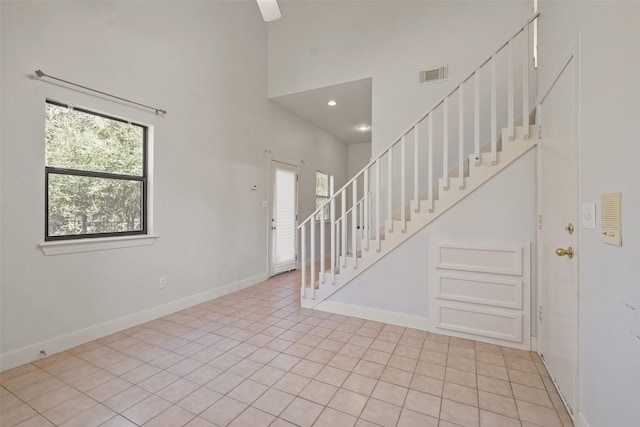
298, 15, 540, 309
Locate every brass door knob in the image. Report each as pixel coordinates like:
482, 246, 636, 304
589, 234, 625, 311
555, 247, 574, 259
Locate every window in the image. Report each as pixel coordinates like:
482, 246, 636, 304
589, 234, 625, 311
45, 101, 147, 240
315, 171, 331, 221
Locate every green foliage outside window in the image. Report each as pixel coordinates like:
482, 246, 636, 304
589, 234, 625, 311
315, 171, 330, 221
45, 102, 146, 239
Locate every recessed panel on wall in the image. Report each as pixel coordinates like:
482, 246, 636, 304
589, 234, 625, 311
430, 239, 530, 350
437, 273, 523, 309
436, 244, 523, 276
437, 303, 523, 342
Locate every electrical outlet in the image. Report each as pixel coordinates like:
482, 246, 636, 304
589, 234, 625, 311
159, 277, 167, 289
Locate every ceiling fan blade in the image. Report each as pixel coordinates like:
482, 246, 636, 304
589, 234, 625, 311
256, 0, 281, 22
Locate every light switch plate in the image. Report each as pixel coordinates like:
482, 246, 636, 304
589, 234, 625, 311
581, 203, 596, 230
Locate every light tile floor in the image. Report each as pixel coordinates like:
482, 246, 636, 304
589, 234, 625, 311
0, 271, 573, 427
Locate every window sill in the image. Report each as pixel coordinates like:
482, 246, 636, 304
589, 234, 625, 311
40, 234, 158, 256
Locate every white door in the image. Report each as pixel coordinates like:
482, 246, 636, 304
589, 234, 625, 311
270, 161, 298, 276
538, 53, 578, 417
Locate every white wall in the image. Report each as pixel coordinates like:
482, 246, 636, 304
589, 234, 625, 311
328, 149, 537, 320
0, 0, 347, 369
268, 0, 532, 155
538, 2, 640, 426
348, 143, 371, 179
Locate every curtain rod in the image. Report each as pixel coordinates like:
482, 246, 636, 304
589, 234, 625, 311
35, 69, 167, 116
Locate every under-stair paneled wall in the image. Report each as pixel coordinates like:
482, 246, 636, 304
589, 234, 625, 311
324, 149, 536, 330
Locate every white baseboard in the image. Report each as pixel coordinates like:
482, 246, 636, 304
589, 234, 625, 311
314, 301, 533, 351
0, 273, 268, 372
530, 336, 538, 351
315, 300, 429, 331
576, 411, 590, 427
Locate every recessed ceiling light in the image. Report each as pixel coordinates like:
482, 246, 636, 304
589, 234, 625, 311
357, 125, 371, 131
327, 100, 337, 106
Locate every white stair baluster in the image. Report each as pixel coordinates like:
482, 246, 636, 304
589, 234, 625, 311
442, 98, 449, 190
491, 58, 497, 165
458, 86, 465, 189
523, 27, 530, 139
319, 203, 325, 284
301, 223, 306, 298
310, 215, 315, 299
363, 169, 369, 251
400, 135, 406, 232
341, 190, 346, 267
351, 181, 357, 267
330, 176, 336, 283
428, 114, 434, 212
387, 149, 393, 232
508, 39, 514, 141
335, 220, 340, 274
413, 125, 420, 212
375, 159, 381, 251
474, 71, 480, 166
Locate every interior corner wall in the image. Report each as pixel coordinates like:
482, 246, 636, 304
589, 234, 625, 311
0, 0, 347, 370
268, 0, 532, 156
347, 143, 371, 179
328, 149, 537, 322
538, 2, 640, 426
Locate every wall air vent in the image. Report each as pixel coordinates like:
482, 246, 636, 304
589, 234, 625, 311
419, 65, 448, 85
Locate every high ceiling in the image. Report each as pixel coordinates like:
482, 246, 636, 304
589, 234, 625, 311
270, 78, 372, 145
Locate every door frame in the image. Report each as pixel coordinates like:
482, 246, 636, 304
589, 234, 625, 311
267, 158, 300, 278
536, 43, 580, 419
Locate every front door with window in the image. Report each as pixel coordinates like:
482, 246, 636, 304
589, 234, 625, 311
270, 161, 298, 276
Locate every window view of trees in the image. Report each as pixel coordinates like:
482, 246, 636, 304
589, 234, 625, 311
45, 101, 146, 239
315, 171, 330, 220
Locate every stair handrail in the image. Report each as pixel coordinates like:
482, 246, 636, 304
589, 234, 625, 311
298, 12, 539, 231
